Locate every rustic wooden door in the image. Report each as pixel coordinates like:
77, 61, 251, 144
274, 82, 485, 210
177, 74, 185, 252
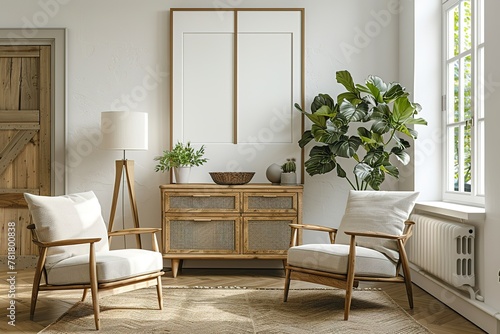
0, 45, 51, 258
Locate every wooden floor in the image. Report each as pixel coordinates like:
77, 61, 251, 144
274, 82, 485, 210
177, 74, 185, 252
1, 267, 486, 334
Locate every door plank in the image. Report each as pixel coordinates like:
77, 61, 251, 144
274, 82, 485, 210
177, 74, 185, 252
0, 45, 40, 57
39, 46, 51, 195
0, 130, 37, 178
0, 110, 39, 123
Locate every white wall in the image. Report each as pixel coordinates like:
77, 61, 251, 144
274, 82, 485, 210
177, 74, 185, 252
3, 0, 499, 327
0, 0, 401, 252
484, 0, 500, 313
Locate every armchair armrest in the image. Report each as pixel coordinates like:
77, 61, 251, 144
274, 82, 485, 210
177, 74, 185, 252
289, 223, 338, 233
343, 230, 405, 240
108, 228, 161, 252
108, 227, 161, 237
289, 223, 338, 247
33, 237, 102, 248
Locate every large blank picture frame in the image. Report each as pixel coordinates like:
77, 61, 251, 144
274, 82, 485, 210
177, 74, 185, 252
170, 8, 304, 183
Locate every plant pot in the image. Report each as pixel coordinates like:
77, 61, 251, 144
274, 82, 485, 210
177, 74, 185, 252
280, 172, 297, 185
174, 166, 191, 184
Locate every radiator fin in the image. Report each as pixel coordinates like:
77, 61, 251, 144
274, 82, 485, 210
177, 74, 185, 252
407, 213, 475, 288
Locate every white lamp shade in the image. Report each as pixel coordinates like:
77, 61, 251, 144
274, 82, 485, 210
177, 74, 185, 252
101, 111, 148, 150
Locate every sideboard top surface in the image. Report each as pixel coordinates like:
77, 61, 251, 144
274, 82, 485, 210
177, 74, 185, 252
159, 183, 304, 191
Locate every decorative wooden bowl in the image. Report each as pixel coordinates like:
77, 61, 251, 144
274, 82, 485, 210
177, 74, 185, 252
209, 172, 255, 185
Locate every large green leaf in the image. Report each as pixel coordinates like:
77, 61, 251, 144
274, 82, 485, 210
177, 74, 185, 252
337, 91, 362, 106
330, 136, 361, 158
391, 146, 410, 165
363, 147, 388, 167
311, 124, 343, 144
354, 163, 385, 190
311, 94, 335, 113
383, 83, 407, 102
366, 75, 388, 94
392, 96, 415, 123
336, 163, 347, 178
304, 145, 336, 175
298, 130, 314, 148
339, 100, 368, 122
381, 164, 399, 178
366, 82, 383, 103
336, 70, 357, 93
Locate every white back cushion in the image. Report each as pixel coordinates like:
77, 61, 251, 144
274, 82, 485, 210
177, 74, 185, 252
335, 190, 419, 261
24, 191, 109, 268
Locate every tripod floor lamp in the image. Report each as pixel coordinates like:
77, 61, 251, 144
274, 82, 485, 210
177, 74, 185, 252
101, 111, 148, 248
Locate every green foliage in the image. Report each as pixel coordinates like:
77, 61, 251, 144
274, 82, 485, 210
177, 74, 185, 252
154, 141, 207, 172
296, 70, 427, 190
281, 158, 297, 173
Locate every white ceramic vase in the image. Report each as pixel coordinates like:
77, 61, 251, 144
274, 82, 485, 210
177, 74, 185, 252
266, 163, 282, 184
174, 166, 191, 184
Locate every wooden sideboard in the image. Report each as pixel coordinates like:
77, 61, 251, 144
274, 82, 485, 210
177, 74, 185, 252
160, 183, 303, 277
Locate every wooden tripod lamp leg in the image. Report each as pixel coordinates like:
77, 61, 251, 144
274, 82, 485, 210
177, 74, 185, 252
123, 159, 142, 248
108, 160, 124, 235
108, 159, 142, 249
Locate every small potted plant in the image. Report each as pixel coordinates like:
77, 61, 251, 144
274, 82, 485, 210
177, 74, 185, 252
154, 141, 207, 183
280, 158, 297, 185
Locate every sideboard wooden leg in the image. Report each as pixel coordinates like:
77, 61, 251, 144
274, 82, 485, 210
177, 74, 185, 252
171, 259, 180, 278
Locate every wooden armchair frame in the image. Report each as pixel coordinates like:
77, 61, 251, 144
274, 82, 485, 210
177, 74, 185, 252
28, 225, 164, 330
284, 220, 415, 320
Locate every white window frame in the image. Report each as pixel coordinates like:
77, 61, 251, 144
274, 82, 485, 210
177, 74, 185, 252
442, 0, 484, 206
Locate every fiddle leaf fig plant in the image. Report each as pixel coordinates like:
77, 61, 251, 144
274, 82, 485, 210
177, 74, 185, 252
296, 70, 427, 190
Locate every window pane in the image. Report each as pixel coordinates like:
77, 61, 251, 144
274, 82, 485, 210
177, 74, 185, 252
452, 59, 460, 123
463, 55, 472, 121
451, 5, 460, 57
478, 47, 484, 118
463, 123, 471, 193
461, 0, 472, 52
452, 126, 460, 191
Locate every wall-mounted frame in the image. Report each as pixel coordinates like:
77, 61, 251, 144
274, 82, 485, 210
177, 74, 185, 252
170, 8, 304, 183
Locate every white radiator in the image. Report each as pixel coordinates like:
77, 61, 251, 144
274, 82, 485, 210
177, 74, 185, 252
407, 213, 476, 291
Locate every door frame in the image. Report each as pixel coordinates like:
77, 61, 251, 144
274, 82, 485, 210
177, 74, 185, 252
0, 28, 66, 195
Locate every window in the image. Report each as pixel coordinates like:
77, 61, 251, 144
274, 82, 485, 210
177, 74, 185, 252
443, 0, 484, 205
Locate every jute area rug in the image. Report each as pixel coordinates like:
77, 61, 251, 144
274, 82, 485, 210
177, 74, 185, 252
39, 287, 431, 334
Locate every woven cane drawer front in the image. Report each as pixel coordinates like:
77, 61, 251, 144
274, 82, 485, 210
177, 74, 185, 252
164, 217, 239, 253
244, 193, 297, 213
243, 217, 296, 254
164, 192, 239, 213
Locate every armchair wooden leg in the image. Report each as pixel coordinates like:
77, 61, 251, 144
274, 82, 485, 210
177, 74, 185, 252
344, 236, 357, 320
283, 268, 291, 302
89, 244, 100, 330
30, 247, 47, 320
156, 276, 163, 310
399, 241, 414, 309
81, 288, 88, 302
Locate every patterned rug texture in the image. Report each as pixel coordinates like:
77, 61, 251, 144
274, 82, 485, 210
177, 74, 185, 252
39, 287, 431, 333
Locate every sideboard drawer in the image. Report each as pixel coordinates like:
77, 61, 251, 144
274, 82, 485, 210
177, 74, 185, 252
163, 216, 240, 254
164, 192, 240, 213
243, 192, 297, 214
242, 217, 296, 254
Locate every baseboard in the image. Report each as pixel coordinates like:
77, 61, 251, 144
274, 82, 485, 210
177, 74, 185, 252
410, 266, 500, 334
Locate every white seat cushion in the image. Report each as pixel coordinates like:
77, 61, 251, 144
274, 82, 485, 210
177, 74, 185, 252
46, 249, 163, 285
287, 244, 397, 277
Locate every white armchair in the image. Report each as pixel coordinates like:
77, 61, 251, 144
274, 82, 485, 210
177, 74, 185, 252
284, 190, 419, 320
24, 191, 164, 330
